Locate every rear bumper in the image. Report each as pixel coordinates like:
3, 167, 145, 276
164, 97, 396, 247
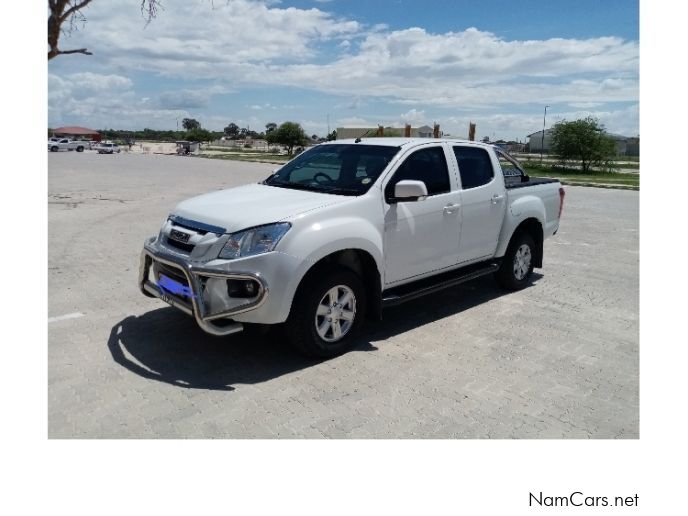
139, 239, 269, 336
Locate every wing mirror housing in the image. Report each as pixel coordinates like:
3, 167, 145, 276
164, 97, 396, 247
390, 180, 428, 203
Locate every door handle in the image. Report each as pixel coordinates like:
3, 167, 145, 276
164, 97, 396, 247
491, 194, 505, 204
443, 203, 460, 214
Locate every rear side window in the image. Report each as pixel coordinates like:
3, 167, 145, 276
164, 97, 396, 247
453, 146, 494, 189
495, 149, 526, 186
386, 147, 450, 197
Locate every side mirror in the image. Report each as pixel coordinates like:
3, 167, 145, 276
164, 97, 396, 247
392, 180, 428, 202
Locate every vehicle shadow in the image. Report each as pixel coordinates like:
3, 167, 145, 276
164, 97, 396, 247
108, 274, 541, 391
107, 309, 358, 391
363, 273, 542, 342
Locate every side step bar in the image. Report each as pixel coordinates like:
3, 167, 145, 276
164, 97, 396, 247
381, 262, 500, 308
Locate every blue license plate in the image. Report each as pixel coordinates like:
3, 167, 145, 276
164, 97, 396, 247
158, 274, 194, 298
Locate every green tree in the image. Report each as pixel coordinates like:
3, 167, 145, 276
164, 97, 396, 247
265, 122, 277, 134
326, 130, 337, 141
266, 122, 308, 155
185, 128, 213, 143
182, 118, 201, 130
550, 117, 617, 173
224, 123, 239, 139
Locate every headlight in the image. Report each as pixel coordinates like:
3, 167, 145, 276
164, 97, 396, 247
219, 222, 291, 260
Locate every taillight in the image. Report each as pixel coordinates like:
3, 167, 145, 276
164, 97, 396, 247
558, 187, 565, 219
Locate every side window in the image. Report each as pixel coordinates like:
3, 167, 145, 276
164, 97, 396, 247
495, 150, 525, 186
452, 146, 494, 189
386, 147, 450, 198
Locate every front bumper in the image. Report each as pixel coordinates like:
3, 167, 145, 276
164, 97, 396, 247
139, 238, 269, 336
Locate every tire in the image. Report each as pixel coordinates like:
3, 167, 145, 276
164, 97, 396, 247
76, 146, 84, 152
50, 146, 58, 152
496, 232, 535, 290
285, 267, 367, 358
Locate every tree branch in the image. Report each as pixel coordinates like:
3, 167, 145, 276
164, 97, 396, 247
59, 47, 93, 56
48, 0, 162, 60
60, 0, 93, 23
48, 47, 93, 59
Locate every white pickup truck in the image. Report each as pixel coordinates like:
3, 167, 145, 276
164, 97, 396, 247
48, 138, 88, 152
139, 138, 564, 356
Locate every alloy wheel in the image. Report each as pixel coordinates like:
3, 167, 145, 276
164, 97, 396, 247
315, 285, 356, 342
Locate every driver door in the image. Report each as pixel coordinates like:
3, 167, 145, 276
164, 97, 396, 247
383, 145, 462, 285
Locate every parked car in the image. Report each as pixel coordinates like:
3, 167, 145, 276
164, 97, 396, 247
48, 138, 86, 152
97, 142, 121, 154
139, 138, 565, 356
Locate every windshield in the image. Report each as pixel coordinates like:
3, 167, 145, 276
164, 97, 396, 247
264, 144, 401, 196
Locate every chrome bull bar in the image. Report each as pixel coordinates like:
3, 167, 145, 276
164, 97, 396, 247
138, 242, 268, 336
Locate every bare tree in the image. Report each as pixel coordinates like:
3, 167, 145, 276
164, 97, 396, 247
48, 1, 161, 60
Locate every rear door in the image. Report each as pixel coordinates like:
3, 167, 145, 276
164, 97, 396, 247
383, 144, 462, 284
452, 145, 506, 263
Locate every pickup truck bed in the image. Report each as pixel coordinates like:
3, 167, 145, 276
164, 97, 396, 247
506, 177, 560, 189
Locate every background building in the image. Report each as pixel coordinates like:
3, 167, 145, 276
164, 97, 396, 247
51, 126, 102, 142
336, 125, 439, 139
527, 129, 553, 153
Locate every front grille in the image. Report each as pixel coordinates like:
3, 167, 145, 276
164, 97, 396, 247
172, 220, 208, 235
165, 237, 194, 253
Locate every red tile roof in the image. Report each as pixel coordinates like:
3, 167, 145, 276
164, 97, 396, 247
53, 126, 100, 135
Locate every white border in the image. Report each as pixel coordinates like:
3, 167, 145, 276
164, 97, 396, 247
5, 1, 686, 514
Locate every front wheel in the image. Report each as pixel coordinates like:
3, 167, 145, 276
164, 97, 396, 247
286, 268, 367, 357
496, 232, 535, 290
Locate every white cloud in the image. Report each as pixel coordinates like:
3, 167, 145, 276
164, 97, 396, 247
568, 102, 605, 109
48, 71, 191, 129
254, 27, 638, 107
399, 109, 426, 124
53, 2, 637, 107
336, 116, 373, 127
57, 0, 361, 75
68, 72, 132, 92
48, 0, 638, 136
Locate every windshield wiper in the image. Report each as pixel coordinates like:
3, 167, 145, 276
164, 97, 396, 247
314, 185, 361, 196
266, 181, 323, 192
265, 180, 359, 195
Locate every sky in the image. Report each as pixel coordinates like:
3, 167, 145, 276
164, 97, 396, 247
47, 0, 639, 141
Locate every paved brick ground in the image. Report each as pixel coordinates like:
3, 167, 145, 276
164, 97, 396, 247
48, 152, 639, 438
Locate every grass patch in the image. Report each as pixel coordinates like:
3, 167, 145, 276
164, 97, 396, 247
523, 163, 639, 189
204, 146, 278, 154
610, 162, 640, 170
196, 153, 290, 164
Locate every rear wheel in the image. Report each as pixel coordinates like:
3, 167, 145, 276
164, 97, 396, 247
496, 232, 535, 290
76, 146, 84, 152
50, 146, 58, 152
286, 268, 366, 357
